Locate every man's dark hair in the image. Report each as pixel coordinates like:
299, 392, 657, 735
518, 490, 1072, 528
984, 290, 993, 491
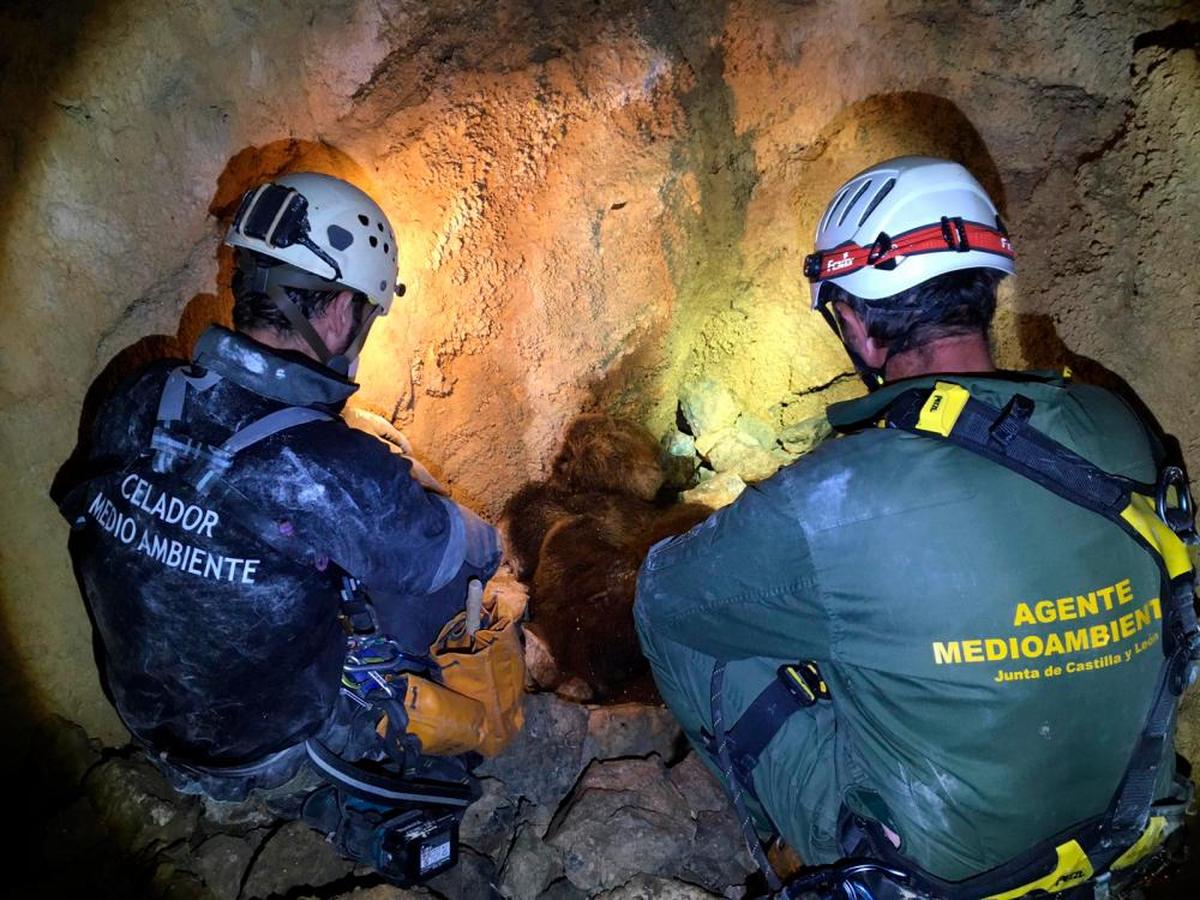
231, 252, 367, 335
819, 268, 1003, 355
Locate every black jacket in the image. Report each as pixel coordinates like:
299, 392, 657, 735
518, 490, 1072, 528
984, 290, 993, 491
54, 326, 500, 765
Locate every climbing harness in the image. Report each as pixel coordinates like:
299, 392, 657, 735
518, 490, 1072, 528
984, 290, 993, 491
708, 380, 1199, 899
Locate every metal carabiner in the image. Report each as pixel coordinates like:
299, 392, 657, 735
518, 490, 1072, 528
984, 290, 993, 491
1156, 466, 1198, 545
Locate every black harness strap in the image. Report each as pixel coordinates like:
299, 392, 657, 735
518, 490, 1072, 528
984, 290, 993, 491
711, 662, 783, 893
723, 679, 805, 786
884, 387, 1154, 517
60, 366, 337, 568
711, 663, 831, 790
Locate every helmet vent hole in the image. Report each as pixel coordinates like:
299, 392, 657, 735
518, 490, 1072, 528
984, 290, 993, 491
821, 188, 849, 233
358, 214, 370, 226
377, 222, 384, 232
837, 180, 873, 228
858, 178, 896, 227
383, 243, 389, 254
326, 224, 354, 251
369, 235, 379, 248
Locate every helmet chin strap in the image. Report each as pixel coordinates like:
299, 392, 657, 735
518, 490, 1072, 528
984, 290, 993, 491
819, 303, 887, 391
327, 305, 381, 377
267, 282, 336, 365
242, 254, 380, 376
845, 344, 888, 392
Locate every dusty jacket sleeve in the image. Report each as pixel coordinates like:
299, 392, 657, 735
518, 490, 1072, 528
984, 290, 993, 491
634, 469, 830, 662
247, 424, 501, 596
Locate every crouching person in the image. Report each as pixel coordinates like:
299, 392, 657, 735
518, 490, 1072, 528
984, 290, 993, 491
52, 173, 526, 885
635, 158, 1197, 898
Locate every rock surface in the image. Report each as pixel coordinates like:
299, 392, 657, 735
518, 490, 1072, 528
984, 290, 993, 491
594, 876, 724, 900
191, 833, 262, 900
16, 702, 750, 899
682, 472, 748, 510
680, 379, 742, 438
778, 418, 833, 458
3, 0, 1197, 757
477, 692, 591, 808
241, 820, 355, 899
500, 822, 567, 899
545, 756, 712, 892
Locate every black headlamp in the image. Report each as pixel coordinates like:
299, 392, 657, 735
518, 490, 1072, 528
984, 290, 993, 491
232, 183, 344, 283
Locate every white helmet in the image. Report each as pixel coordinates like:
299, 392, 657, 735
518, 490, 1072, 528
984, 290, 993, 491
226, 172, 401, 311
225, 173, 404, 371
805, 156, 1014, 311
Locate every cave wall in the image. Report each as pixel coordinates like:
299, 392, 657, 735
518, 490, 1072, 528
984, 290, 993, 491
1, 0, 1197, 747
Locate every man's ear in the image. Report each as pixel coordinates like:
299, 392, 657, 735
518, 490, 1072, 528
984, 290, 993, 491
311, 290, 358, 354
833, 302, 889, 370
329, 290, 357, 331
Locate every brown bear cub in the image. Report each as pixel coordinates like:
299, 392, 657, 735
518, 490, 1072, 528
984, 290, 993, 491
502, 415, 711, 701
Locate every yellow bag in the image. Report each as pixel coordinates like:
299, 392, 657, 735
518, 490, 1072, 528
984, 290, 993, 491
379, 575, 528, 757
392, 673, 487, 757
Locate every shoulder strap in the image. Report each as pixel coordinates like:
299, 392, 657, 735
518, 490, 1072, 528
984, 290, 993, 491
186, 405, 332, 493
62, 365, 336, 570
884, 381, 1199, 865
160, 370, 337, 564
146, 363, 334, 494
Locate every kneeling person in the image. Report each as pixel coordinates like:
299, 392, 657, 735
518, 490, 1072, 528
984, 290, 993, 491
635, 157, 1196, 896
54, 173, 522, 884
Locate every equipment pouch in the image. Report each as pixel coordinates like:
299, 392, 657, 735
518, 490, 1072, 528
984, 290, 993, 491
378, 576, 527, 758
432, 596, 526, 757
389, 674, 486, 757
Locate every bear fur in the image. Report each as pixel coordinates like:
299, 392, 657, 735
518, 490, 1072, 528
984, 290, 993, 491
502, 414, 711, 700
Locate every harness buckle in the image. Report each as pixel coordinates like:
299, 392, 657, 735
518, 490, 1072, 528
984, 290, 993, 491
778, 662, 830, 707
340, 577, 380, 636
988, 394, 1035, 449
940, 216, 970, 252
1164, 614, 1200, 694
1156, 466, 1198, 545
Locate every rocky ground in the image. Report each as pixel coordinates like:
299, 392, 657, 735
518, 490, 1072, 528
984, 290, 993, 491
18, 698, 754, 899
19, 692, 1200, 899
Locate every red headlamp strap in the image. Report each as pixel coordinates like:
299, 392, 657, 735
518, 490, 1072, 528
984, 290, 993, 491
804, 217, 1014, 286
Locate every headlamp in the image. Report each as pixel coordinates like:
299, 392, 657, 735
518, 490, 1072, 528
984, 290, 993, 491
232, 183, 344, 283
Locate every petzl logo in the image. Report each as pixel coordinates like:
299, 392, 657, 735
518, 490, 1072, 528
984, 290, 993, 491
1054, 871, 1086, 887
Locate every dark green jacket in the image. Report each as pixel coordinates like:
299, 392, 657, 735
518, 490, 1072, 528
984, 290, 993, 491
635, 372, 1176, 880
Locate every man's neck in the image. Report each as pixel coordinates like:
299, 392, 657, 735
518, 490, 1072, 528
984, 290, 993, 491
883, 333, 995, 382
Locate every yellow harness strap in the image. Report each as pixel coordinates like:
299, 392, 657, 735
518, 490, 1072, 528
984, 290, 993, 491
984, 840, 1093, 900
